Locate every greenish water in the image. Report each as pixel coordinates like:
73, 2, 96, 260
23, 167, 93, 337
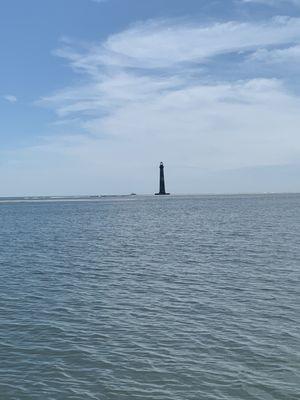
0, 195, 299, 399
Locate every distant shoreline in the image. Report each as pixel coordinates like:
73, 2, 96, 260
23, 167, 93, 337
0, 192, 299, 203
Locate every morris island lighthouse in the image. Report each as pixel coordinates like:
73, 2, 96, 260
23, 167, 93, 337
155, 162, 170, 195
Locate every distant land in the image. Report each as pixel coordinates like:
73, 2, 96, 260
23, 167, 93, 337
0, 195, 137, 202
0, 193, 300, 203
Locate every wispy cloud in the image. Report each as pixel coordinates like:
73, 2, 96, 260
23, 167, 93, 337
242, 0, 300, 6
3, 94, 17, 103
90, 0, 107, 3
250, 44, 300, 64
54, 17, 300, 72
20, 16, 300, 193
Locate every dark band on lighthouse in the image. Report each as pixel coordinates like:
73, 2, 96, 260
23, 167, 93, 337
155, 162, 170, 195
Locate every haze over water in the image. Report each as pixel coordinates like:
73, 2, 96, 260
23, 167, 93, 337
0, 194, 299, 399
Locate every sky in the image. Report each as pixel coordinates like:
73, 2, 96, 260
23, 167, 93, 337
1, 0, 300, 195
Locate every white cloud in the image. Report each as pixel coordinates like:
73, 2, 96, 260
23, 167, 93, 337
3, 95, 17, 103
242, 0, 300, 6
4, 76, 300, 195
55, 17, 300, 71
7, 16, 300, 194
250, 44, 300, 63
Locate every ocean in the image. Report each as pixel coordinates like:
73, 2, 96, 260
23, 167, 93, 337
0, 194, 299, 399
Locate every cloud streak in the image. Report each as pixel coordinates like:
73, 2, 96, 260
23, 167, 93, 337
90, 0, 108, 3
3, 95, 17, 103
242, 0, 300, 6
55, 17, 300, 72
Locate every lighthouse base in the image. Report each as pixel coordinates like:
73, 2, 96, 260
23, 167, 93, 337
155, 192, 170, 195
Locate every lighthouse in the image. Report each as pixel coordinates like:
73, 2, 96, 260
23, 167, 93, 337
155, 162, 170, 195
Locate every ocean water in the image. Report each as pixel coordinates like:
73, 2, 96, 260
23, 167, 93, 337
0, 194, 299, 400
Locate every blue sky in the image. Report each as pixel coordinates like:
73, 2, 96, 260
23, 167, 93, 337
2, 0, 300, 195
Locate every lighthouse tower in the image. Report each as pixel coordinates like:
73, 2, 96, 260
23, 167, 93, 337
155, 162, 170, 195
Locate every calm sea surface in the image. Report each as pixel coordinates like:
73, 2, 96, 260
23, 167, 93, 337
0, 194, 299, 400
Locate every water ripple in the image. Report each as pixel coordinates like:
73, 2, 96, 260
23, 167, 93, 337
0, 195, 299, 399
